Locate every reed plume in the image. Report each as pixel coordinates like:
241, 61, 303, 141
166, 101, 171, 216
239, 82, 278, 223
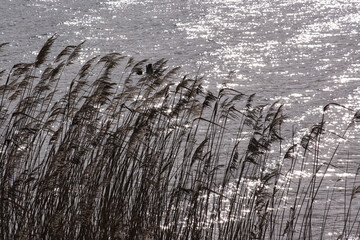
0, 36, 359, 240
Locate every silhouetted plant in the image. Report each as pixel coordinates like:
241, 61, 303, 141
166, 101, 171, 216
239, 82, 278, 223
0, 37, 359, 240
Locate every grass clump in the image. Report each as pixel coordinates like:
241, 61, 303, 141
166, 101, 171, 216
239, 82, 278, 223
0, 36, 359, 239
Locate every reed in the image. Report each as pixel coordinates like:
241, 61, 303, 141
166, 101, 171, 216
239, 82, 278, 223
0, 37, 359, 239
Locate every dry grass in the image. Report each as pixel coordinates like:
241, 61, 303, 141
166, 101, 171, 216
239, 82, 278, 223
0, 37, 359, 239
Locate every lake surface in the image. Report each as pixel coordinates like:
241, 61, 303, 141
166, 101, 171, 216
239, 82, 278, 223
1, 0, 360, 129
1, 0, 360, 238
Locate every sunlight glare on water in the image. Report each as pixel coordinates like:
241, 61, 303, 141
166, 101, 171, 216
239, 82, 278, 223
1, 0, 360, 238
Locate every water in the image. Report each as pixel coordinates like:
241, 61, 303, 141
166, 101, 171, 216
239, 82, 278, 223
1, 0, 360, 125
1, 0, 360, 238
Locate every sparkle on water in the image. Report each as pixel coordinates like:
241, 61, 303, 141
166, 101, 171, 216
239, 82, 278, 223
1, 0, 360, 238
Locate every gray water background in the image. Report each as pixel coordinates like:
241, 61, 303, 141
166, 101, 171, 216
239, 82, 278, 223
2, 0, 360, 128
1, 0, 360, 238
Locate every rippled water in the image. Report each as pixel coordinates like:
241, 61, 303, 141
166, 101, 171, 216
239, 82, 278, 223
1, 0, 360, 238
1, 0, 360, 125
